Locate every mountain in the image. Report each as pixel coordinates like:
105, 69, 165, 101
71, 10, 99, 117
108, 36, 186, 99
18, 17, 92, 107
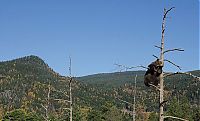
0, 55, 199, 120
77, 71, 145, 88
0, 55, 78, 119
77, 69, 200, 108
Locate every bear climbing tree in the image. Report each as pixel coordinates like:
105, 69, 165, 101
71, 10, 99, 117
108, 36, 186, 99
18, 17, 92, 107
150, 7, 200, 121
144, 59, 163, 87
115, 7, 200, 121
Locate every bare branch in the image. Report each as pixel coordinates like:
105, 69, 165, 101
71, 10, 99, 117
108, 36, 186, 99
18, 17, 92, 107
40, 83, 51, 121
114, 63, 148, 72
159, 100, 168, 107
164, 48, 184, 54
0, 75, 6, 79
41, 104, 47, 111
63, 108, 71, 110
128, 65, 148, 70
152, 55, 159, 59
149, 84, 160, 91
154, 45, 162, 49
163, 7, 175, 20
41, 104, 49, 121
54, 99, 71, 103
164, 59, 181, 70
133, 65, 148, 69
164, 72, 200, 80
41, 115, 48, 121
47, 83, 50, 109
164, 116, 188, 121
114, 63, 127, 72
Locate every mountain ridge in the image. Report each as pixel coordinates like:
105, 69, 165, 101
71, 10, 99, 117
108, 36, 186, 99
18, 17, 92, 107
0, 55, 199, 120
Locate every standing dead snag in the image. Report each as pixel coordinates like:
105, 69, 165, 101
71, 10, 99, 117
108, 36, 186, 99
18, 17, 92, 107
69, 56, 73, 121
132, 75, 137, 121
41, 83, 51, 121
52, 57, 73, 121
159, 7, 169, 121
157, 7, 188, 121
114, 74, 137, 121
147, 7, 200, 121
115, 7, 200, 121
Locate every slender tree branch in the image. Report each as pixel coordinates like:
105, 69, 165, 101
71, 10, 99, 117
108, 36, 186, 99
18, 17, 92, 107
164, 116, 188, 121
159, 100, 168, 107
41, 104, 49, 121
163, 7, 175, 20
154, 45, 162, 49
47, 83, 50, 111
164, 72, 200, 80
164, 48, 184, 54
129, 65, 148, 69
164, 59, 181, 70
0, 75, 6, 79
114, 63, 148, 72
152, 55, 159, 59
41, 104, 47, 111
149, 84, 160, 91
41, 115, 48, 121
63, 108, 71, 110
54, 99, 71, 103
114, 63, 127, 72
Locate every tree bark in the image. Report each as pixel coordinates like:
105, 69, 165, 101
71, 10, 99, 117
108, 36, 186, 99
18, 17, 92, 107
159, 8, 166, 121
159, 7, 174, 121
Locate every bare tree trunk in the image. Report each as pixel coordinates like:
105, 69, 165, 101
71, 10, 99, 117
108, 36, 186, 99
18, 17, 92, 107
159, 7, 174, 121
69, 57, 73, 121
133, 75, 137, 121
69, 78, 72, 121
46, 83, 50, 120
159, 8, 166, 121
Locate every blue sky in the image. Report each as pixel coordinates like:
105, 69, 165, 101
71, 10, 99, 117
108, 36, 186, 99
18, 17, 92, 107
0, 0, 199, 77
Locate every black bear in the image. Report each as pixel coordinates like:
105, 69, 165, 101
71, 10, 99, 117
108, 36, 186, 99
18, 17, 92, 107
144, 59, 163, 87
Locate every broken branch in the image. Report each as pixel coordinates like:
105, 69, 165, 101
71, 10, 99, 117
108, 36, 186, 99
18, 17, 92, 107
114, 63, 148, 72
54, 99, 71, 103
63, 108, 71, 110
164, 72, 200, 80
164, 59, 181, 70
154, 45, 162, 49
164, 48, 184, 54
152, 55, 159, 59
149, 84, 160, 91
163, 7, 175, 20
164, 116, 188, 121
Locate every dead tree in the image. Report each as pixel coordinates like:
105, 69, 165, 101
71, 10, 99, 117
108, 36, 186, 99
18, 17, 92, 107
132, 74, 137, 121
41, 83, 51, 121
156, 7, 187, 121
54, 57, 73, 121
115, 7, 200, 121
69, 56, 73, 121
116, 74, 137, 121
155, 7, 200, 121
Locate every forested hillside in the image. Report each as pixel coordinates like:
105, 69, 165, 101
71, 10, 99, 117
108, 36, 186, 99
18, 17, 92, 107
0, 55, 199, 120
